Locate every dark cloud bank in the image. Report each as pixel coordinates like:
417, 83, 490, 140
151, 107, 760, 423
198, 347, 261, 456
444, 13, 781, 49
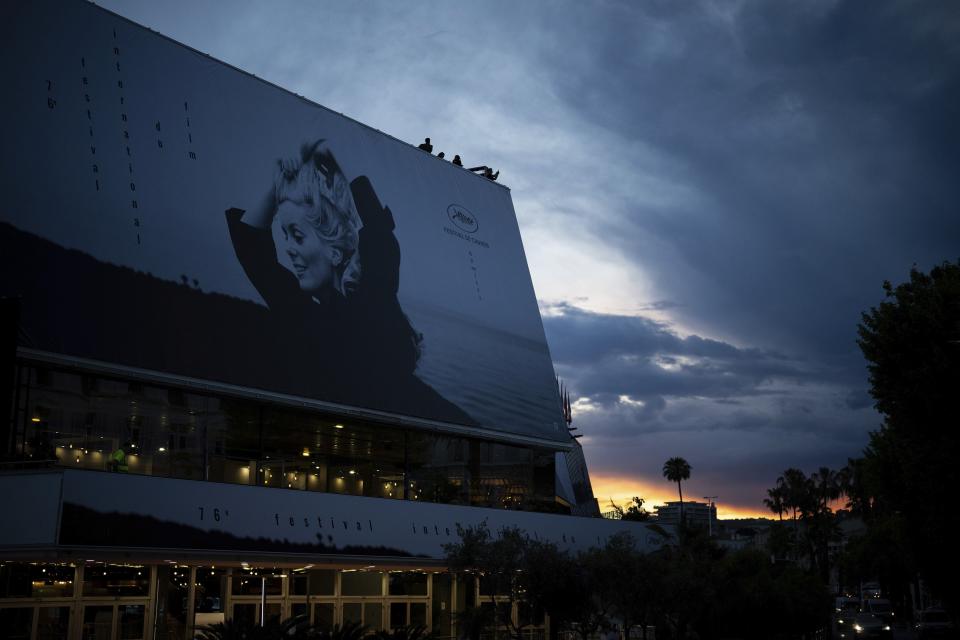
542, 302, 877, 508
536, 0, 959, 357
531, 1, 958, 509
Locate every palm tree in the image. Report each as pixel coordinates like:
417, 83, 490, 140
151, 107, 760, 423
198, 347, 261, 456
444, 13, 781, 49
764, 484, 786, 521
810, 466, 841, 513
781, 468, 812, 523
778, 468, 815, 562
662, 457, 691, 524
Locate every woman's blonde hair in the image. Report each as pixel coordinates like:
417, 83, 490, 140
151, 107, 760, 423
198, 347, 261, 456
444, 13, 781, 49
274, 140, 361, 295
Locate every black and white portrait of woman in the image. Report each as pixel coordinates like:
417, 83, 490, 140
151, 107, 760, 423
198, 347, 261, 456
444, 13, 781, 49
226, 141, 475, 425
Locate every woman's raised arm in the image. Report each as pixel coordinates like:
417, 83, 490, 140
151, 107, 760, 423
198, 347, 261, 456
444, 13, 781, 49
240, 184, 278, 229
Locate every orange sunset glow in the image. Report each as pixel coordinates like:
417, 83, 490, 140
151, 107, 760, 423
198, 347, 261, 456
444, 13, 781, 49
590, 473, 772, 520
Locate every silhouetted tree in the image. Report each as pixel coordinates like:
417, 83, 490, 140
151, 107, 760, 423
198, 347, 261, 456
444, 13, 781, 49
854, 260, 960, 613
766, 465, 845, 582
374, 625, 436, 640
196, 617, 367, 640
810, 466, 841, 513
764, 484, 786, 521
601, 533, 659, 640
662, 457, 691, 524
444, 524, 530, 640
521, 539, 584, 640
610, 496, 651, 521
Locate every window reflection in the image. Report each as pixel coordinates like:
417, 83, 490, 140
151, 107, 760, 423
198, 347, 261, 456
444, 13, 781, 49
231, 570, 282, 596
0, 562, 74, 598
341, 571, 382, 597
82, 563, 148, 598
194, 568, 227, 616
388, 571, 428, 596
155, 566, 189, 640
0, 605, 34, 638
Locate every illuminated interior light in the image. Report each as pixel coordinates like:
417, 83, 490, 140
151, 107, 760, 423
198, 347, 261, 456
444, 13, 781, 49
31, 417, 41, 423
158, 447, 166, 452
348, 469, 356, 475
334, 424, 344, 429
302, 448, 310, 457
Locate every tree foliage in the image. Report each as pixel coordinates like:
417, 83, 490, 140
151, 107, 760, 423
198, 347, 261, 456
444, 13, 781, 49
609, 496, 651, 521
662, 457, 691, 522
196, 619, 380, 640
763, 466, 844, 585
445, 522, 829, 640
443, 524, 531, 640
855, 260, 960, 612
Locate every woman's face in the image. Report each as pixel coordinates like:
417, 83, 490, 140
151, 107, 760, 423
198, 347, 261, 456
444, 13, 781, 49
276, 200, 340, 295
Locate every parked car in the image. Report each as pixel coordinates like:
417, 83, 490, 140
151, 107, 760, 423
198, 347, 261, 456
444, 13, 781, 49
862, 598, 895, 625
861, 582, 882, 599
836, 596, 860, 613
834, 612, 855, 639
850, 612, 892, 638
834, 598, 862, 640
915, 608, 955, 639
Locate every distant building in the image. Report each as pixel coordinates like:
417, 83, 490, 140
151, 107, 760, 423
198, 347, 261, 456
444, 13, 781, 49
654, 500, 717, 531
714, 518, 774, 551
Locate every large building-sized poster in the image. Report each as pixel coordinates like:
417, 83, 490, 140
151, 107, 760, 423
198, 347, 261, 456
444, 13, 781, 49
0, 0, 565, 444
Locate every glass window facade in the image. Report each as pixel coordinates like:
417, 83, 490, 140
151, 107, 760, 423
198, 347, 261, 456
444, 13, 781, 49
194, 568, 228, 615
0, 563, 487, 639
232, 571, 282, 596
10, 364, 559, 512
81, 563, 148, 598
340, 571, 382, 597
0, 562, 74, 598
0, 607, 32, 640
291, 570, 335, 596
36, 606, 70, 640
388, 572, 428, 596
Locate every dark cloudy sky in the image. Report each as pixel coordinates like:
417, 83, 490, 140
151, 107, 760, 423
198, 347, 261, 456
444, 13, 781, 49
98, 0, 960, 516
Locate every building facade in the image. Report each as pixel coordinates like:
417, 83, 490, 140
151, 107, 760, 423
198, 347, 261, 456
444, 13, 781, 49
0, 2, 666, 639
653, 501, 718, 532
